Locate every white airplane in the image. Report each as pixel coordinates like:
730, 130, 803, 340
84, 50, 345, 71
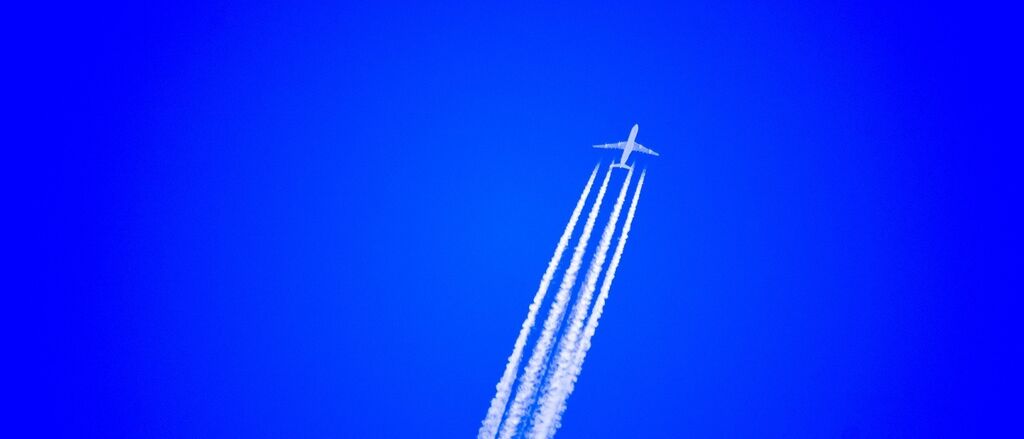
593, 123, 659, 170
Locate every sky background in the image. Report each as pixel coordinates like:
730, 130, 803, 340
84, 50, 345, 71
9, 1, 1022, 437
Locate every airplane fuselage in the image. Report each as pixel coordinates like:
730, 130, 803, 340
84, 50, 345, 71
620, 124, 640, 165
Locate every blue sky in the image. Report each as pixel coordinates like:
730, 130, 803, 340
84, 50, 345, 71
10, 1, 1021, 437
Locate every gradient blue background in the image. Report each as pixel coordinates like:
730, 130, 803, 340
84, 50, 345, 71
11, 1, 1022, 437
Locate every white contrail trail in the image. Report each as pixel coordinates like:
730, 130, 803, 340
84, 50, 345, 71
497, 167, 614, 439
527, 167, 633, 438
534, 171, 646, 439
478, 165, 600, 439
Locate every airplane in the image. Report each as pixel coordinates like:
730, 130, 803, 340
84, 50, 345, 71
592, 123, 659, 170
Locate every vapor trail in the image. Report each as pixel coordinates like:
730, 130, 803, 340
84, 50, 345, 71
478, 165, 600, 439
528, 168, 633, 438
497, 167, 614, 439
533, 171, 646, 439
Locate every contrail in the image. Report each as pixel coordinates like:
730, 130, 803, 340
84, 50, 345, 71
497, 167, 614, 439
478, 166, 600, 439
528, 168, 634, 438
533, 170, 646, 439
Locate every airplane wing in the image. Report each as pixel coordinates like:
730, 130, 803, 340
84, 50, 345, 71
634, 143, 660, 156
592, 141, 628, 150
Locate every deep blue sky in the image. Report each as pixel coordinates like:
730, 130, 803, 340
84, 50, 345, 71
11, 1, 1022, 437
